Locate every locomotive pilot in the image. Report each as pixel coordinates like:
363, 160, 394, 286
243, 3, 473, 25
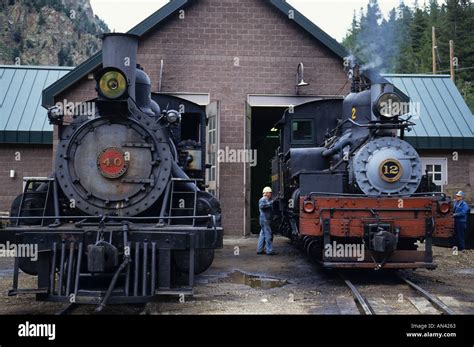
257, 187, 277, 255
453, 191, 469, 252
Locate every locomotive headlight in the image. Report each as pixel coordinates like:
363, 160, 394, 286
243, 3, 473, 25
374, 92, 402, 119
97, 68, 128, 100
165, 110, 181, 124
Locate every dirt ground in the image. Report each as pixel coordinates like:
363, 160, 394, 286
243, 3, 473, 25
0, 235, 472, 315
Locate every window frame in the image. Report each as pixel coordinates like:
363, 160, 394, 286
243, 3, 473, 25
421, 157, 448, 191
290, 119, 314, 144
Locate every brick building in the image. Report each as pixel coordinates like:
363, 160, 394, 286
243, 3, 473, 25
2, 0, 472, 234
0, 65, 72, 213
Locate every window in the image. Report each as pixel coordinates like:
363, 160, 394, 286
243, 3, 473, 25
207, 115, 217, 191
208, 115, 216, 145
421, 158, 448, 192
208, 152, 216, 182
291, 120, 313, 143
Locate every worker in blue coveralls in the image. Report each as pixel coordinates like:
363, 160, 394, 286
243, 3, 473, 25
453, 191, 469, 252
257, 186, 277, 255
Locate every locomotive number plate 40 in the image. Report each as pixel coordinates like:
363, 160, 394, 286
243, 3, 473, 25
379, 158, 403, 183
97, 147, 128, 179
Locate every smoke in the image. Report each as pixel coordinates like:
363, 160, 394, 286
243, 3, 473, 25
346, 42, 386, 74
345, 1, 406, 75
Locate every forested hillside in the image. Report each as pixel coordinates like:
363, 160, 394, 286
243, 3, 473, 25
343, 0, 473, 111
0, 0, 109, 66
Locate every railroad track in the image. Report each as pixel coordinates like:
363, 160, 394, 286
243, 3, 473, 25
338, 271, 456, 315
55, 303, 80, 315
55, 302, 151, 315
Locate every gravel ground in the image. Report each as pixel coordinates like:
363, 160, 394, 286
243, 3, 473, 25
0, 235, 472, 315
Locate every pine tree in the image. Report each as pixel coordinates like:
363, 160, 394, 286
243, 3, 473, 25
342, 10, 360, 52
394, 2, 415, 73
411, 4, 431, 72
341, 0, 474, 111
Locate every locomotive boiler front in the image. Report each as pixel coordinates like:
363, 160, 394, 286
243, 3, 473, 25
55, 34, 172, 216
352, 137, 423, 195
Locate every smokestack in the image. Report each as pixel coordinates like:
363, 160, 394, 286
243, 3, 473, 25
102, 33, 139, 100
351, 65, 361, 93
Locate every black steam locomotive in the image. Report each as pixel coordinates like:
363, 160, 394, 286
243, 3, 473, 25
1, 34, 223, 308
271, 66, 453, 269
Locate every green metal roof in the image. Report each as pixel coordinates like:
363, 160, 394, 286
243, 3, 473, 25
384, 74, 474, 150
42, 0, 390, 108
0, 65, 73, 144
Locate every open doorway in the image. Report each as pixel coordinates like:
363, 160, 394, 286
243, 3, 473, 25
244, 95, 330, 236
250, 107, 285, 234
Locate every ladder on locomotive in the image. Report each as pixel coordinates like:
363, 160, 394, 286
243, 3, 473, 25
168, 178, 202, 226
15, 178, 54, 227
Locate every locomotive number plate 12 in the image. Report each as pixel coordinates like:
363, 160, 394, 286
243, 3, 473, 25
379, 159, 403, 183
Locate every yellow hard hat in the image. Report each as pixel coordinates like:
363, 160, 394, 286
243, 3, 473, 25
263, 186, 272, 194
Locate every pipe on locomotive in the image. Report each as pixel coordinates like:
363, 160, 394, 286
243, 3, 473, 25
322, 133, 353, 158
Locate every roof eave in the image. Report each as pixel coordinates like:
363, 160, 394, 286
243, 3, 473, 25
269, 0, 348, 59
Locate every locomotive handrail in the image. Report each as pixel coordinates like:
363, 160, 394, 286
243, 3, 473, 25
1, 214, 220, 223
320, 118, 416, 147
346, 118, 416, 129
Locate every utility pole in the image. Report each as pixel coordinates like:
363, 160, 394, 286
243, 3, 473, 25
432, 27, 437, 74
450, 40, 455, 82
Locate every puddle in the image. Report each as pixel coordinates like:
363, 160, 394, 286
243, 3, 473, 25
0, 269, 13, 278
220, 270, 288, 289
455, 268, 474, 276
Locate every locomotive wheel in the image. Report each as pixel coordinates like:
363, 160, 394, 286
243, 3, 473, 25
303, 237, 313, 253
306, 239, 322, 260
18, 257, 40, 276
172, 249, 215, 275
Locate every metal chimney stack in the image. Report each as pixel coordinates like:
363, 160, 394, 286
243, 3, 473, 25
351, 65, 361, 93
101, 33, 139, 100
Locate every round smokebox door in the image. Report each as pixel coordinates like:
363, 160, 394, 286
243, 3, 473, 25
73, 123, 152, 202
56, 117, 171, 216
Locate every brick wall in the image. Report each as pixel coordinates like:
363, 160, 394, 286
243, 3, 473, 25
0, 144, 53, 212
54, 0, 350, 234
419, 150, 474, 203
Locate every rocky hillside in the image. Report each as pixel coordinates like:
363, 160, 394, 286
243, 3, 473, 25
0, 0, 109, 66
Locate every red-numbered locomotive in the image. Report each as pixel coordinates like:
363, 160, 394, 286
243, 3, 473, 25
0, 34, 223, 308
271, 67, 453, 269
